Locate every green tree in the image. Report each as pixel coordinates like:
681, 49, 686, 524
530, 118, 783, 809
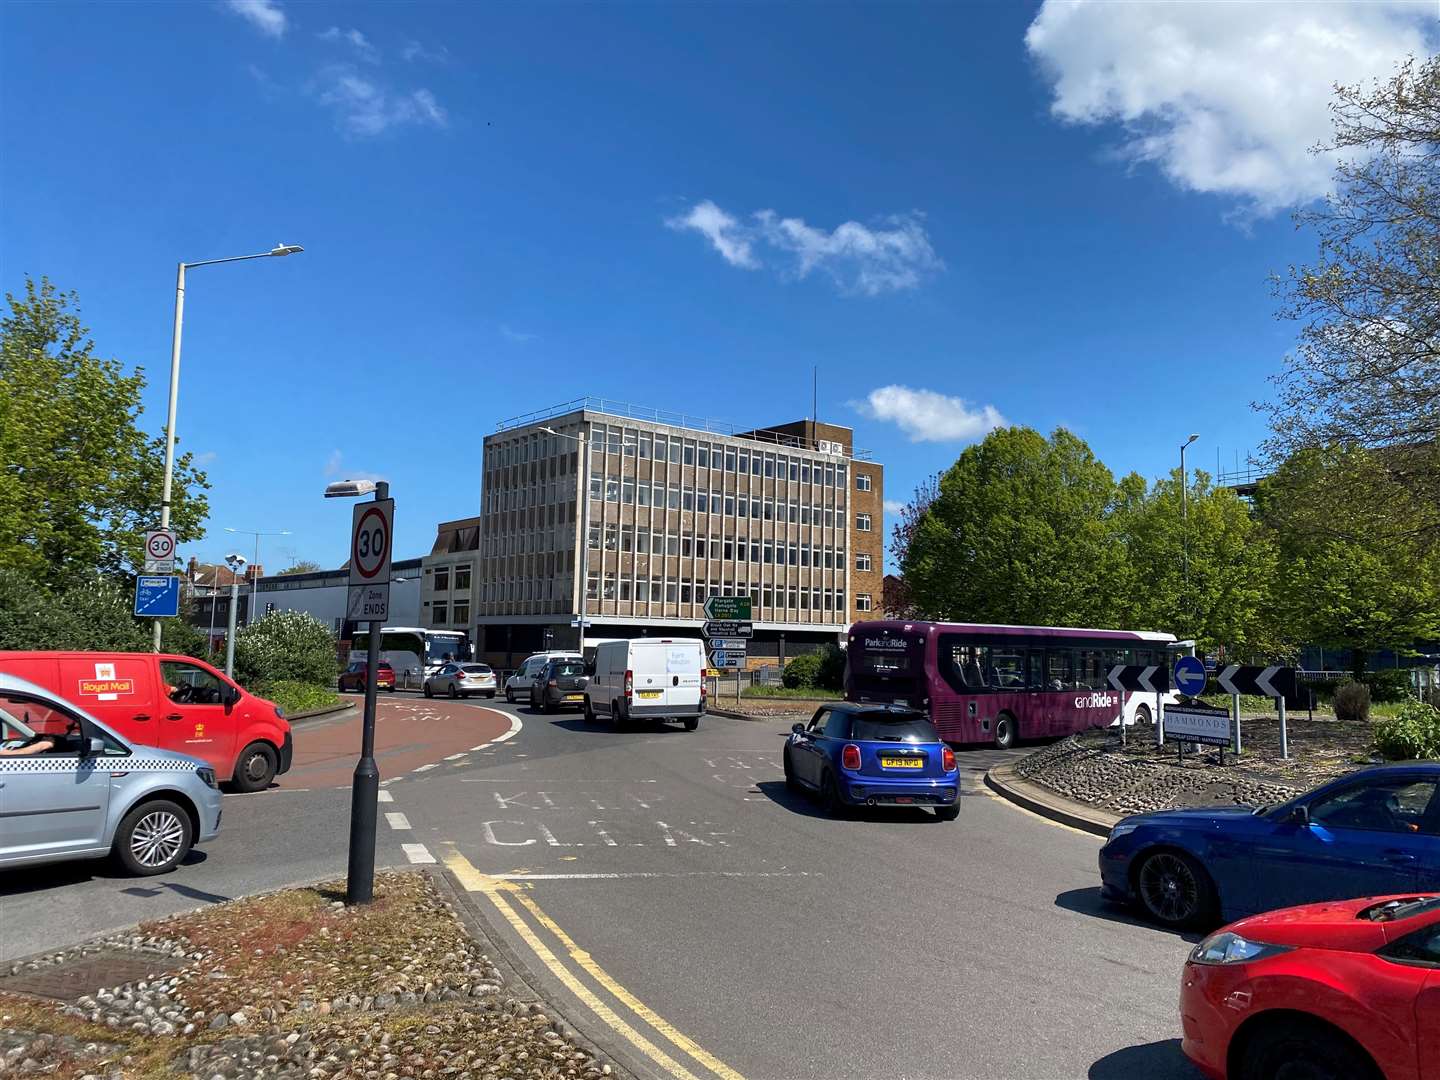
0, 277, 209, 585
1115, 471, 1280, 655
901, 427, 1128, 626
233, 610, 339, 688
1257, 447, 1440, 676
276, 560, 324, 576
0, 567, 148, 651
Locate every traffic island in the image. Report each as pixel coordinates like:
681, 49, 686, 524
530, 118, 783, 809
0, 872, 619, 1080
991, 714, 1380, 826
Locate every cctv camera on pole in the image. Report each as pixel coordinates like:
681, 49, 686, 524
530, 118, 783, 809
223, 554, 247, 678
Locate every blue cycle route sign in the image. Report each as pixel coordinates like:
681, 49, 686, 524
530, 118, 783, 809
1173, 654, 1208, 697
134, 575, 181, 618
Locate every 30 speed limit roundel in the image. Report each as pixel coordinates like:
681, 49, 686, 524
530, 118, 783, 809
352, 506, 389, 579
145, 530, 176, 561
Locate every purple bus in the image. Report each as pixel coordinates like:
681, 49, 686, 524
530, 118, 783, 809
845, 620, 1180, 749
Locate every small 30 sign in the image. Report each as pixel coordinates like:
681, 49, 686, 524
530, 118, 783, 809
1164, 704, 1232, 748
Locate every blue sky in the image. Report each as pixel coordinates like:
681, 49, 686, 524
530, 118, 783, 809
4, 1, 1436, 571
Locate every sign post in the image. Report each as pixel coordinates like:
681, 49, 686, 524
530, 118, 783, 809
346, 485, 393, 905
1218, 665, 1297, 760
702, 595, 753, 678
1107, 665, 1171, 746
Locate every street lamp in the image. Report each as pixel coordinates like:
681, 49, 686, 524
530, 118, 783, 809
222, 553, 247, 678
324, 477, 390, 905
540, 426, 591, 655
153, 243, 304, 650
225, 526, 291, 629
1181, 433, 1200, 596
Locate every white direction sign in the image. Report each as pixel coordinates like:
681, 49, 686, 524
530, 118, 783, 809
143, 528, 176, 573
347, 498, 394, 623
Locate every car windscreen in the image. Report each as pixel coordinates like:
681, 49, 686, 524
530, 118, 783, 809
849, 713, 938, 743
551, 662, 586, 677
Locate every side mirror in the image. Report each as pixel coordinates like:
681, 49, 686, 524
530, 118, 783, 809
1286, 804, 1310, 826
791, 723, 806, 735
86, 737, 105, 757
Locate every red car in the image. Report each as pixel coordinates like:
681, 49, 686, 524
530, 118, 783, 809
1180, 894, 1440, 1080
339, 660, 395, 692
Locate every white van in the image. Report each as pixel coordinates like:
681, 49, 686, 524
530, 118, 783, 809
505, 652, 582, 703
586, 639, 706, 731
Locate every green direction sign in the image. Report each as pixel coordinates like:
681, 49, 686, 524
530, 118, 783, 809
703, 594, 752, 621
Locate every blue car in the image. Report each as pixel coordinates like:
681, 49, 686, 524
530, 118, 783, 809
783, 702, 959, 819
1100, 763, 1440, 928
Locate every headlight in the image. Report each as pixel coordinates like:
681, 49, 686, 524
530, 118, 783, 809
196, 766, 218, 789
1108, 819, 1143, 841
1190, 932, 1292, 966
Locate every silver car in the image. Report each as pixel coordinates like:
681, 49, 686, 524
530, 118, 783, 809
424, 662, 497, 699
0, 671, 222, 875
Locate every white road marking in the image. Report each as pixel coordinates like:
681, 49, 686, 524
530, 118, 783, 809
402, 843, 436, 864
445, 752, 467, 760
413, 763, 439, 772
385, 812, 412, 830
377, 789, 394, 803
487, 871, 816, 880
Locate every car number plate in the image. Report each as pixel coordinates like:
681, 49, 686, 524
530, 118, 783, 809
637, 690, 662, 699
881, 757, 923, 769
565, 694, 584, 701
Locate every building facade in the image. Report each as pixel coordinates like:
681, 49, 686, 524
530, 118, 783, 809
244, 559, 424, 639
421, 517, 481, 635
474, 399, 883, 667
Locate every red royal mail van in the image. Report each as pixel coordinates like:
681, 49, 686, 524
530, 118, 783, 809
0, 651, 293, 792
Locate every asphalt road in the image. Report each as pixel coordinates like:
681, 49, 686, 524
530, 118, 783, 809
394, 700, 1204, 1080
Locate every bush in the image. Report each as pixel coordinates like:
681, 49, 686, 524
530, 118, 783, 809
1374, 698, 1440, 760
1333, 681, 1372, 723
782, 652, 823, 689
1364, 668, 1415, 704
254, 679, 343, 717
234, 610, 339, 688
0, 567, 148, 651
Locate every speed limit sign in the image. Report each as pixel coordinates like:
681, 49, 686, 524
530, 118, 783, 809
347, 498, 394, 623
144, 528, 176, 573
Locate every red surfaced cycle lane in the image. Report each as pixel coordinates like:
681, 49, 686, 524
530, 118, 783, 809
278, 696, 512, 788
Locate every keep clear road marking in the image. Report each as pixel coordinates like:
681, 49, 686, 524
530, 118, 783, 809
377, 789, 394, 803
402, 843, 436, 864
443, 848, 746, 1080
385, 812, 412, 830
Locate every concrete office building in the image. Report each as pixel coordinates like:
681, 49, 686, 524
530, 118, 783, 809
474, 399, 884, 667
420, 516, 481, 635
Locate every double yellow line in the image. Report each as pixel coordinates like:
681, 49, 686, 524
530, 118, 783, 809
444, 849, 746, 1080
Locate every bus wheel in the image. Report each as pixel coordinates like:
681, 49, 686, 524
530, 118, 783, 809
1134, 703, 1152, 727
993, 714, 1018, 750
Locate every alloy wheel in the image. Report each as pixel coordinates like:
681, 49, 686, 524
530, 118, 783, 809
130, 810, 185, 868
1138, 852, 1199, 924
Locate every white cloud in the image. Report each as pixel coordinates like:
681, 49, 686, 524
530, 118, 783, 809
402, 40, 450, 64
1025, 0, 1436, 214
325, 449, 384, 483
883, 500, 906, 516
225, 0, 286, 38
858, 385, 1007, 443
666, 200, 942, 295
324, 449, 343, 477
312, 65, 448, 137
194, 451, 218, 467
500, 324, 539, 344
319, 26, 379, 63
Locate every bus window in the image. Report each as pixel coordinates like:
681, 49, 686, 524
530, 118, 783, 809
940, 638, 989, 692
991, 651, 1025, 690
1026, 652, 1045, 690
1046, 650, 1075, 691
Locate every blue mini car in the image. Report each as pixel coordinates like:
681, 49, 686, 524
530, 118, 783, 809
783, 702, 959, 819
1099, 763, 1440, 928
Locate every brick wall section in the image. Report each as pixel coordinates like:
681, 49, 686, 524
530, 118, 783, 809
849, 460, 883, 623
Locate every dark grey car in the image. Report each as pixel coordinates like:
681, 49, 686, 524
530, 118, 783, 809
529, 659, 590, 714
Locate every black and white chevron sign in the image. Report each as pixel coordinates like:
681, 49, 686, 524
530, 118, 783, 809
1216, 665, 1297, 699
1107, 665, 1171, 693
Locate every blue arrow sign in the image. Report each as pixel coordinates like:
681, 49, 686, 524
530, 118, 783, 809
1173, 654, 1208, 697
134, 575, 181, 618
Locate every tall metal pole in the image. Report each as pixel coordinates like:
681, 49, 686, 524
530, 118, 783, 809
154, 262, 186, 651
224, 580, 239, 678
1180, 440, 1189, 593
347, 480, 389, 905
577, 431, 590, 657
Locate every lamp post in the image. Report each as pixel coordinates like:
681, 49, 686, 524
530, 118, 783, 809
153, 244, 303, 650
324, 478, 390, 905
225, 527, 291, 628
540, 426, 591, 655
1181, 433, 1199, 596
222, 554, 247, 678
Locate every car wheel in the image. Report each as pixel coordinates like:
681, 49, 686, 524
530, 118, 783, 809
232, 742, 278, 793
448, 683, 459, 699
485, 691, 496, 699
783, 746, 801, 792
505, 687, 515, 704
993, 713, 1017, 750
584, 696, 596, 722
114, 799, 193, 876
1236, 1019, 1382, 1080
1134, 703, 1152, 727
683, 717, 699, 731
819, 771, 846, 817
934, 805, 960, 822
543, 697, 556, 714
612, 700, 627, 730
423, 683, 433, 699
1134, 849, 1217, 929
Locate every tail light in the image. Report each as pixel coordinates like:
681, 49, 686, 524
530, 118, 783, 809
841, 744, 861, 770
455, 671, 467, 680
700, 681, 707, 704
942, 746, 956, 772
624, 670, 633, 699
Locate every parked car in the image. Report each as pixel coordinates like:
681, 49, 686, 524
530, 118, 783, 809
425, 662, 497, 699
0, 650, 292, 793
782, 702, 959, 819
1100, 763, 1440, 929
529, 658, 589, 713
339, 660, 395, 693
505, 652, 583, 703
585, 639, 705, 731
1179, 893, 1440, 1080
0, 671, 222, 875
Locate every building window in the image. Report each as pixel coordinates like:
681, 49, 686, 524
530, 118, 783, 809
588, 525, 600, 550
434, 568, 450, 591
856, 513, 872, 532
587, 571, 599, 601
856, 473, 872, 492
455, 565, 472, 590
453, 601, 470, 625
857, 593, 872, 612
433, 602, 449, 623
603, 573, 616, 600
856, 553, 872, 572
